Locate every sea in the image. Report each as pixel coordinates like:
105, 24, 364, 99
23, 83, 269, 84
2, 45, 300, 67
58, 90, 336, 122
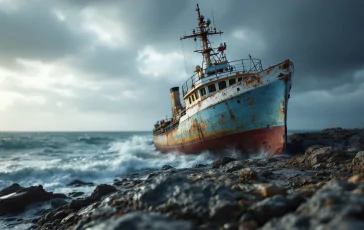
0, 130, 311, 229
0, 130, 308, 195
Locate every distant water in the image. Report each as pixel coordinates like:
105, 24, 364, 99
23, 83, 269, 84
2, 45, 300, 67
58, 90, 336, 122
0, 130, 310, 195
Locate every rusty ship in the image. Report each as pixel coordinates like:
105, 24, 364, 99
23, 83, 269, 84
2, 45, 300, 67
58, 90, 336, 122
153, 4, 294, 155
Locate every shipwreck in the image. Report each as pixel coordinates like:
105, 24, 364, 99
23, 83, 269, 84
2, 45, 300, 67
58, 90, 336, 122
153, 4, 294, 155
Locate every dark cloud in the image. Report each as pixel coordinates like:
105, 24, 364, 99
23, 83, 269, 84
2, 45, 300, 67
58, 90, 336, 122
0, 0, 363, 130
0, 2, 88, 68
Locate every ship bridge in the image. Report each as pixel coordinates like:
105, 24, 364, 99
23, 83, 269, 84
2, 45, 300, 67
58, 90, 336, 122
182, 58, 263, 98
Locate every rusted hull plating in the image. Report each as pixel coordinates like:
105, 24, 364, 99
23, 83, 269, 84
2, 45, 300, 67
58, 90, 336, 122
154, 60, 293, 155
155, 126, 285, 154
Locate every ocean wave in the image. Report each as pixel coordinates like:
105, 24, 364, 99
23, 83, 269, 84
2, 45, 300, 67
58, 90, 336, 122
0, 134, 215, 193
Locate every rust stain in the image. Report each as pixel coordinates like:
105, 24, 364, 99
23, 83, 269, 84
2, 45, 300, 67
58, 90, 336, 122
243, 75, 263, 88
277, 73, 290, 83
279, 100, 285, 121
200, 122, 207, 131
281, 61, 290, 69
218, 118, 226, 125
248, 98, 254, 106
225, 102, 236, 121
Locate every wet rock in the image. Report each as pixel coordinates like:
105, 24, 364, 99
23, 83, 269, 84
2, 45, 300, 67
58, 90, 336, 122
348, 174, 364, 183
347, 151, 364, 173
133, 174, 237, 221
261, 181, 364, 230
50, 198, 68, 209
0, 185, 55, 215
212, 157, 236, 168
194, 164, 208, 168
147, 172, 159, 179
67, 179, 94, 187
68, 192, 84, 197
210, 202, 242, 222
161, 165, 174, 170
313, 163, 325, 170
238, 168, 257, 182
91, 184, 116, 201
85, 211, 195, 230
0, 183, 24, 197
221, 161, 245, 173
240, 195, 304, 227
69, 197, 94, 210
257, 184, 287, 197
53, 210, 68, 220
303, 146, 347, 167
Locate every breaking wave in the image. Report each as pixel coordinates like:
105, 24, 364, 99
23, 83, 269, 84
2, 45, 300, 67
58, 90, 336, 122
0, 134, 215, 193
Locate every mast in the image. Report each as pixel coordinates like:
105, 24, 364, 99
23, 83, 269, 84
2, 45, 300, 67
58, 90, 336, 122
180, 4, 223, 68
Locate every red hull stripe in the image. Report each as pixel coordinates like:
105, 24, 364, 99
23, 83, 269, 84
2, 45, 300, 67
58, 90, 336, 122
154, 126, 285, 155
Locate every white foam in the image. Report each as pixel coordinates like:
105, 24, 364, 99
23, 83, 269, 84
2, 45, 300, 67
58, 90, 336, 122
0, 134, 214, 194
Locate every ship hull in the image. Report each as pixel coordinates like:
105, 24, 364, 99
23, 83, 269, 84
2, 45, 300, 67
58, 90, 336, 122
154, 60, 293, 155
155, 125, 285, 154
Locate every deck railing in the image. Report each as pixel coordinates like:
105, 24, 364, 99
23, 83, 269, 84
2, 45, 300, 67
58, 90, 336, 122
182, 58, 263, 96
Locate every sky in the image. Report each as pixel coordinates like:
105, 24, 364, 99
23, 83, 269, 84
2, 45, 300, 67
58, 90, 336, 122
0, 0, 363, 131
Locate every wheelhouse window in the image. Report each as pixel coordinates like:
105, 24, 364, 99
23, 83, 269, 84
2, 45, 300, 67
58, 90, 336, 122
195, 91, 199, 99
237, 77, 242, 82
188, 97, 192, 104
218, 81, 227, 90
229, 78, 236, 85
208, 84, 216, 93
200, 88, 206, 96
191, 94, 195, 102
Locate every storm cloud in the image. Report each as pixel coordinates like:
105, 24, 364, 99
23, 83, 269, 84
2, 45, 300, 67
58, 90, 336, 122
0, 0, 363, 131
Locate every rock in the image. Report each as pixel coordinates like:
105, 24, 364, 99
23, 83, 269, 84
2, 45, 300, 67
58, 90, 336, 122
86, 212, 195, 230
355, 151, 364, 162
210, 202, 242, 222
91, 184, 116, 201
348, 174, 364, 184
221, 161, 245, 172
238, 168, 257, 181
194, 164, 208, 168
211, 157, 236, 168
347, 151, 364, 173
257, 184, 287, 197
161, 165, 174, 170
0, 185, 54, 215
304, 146, 346, 167
261, 180, 364, 230
0, 183, 24, 197
69, 197, 94, 210
50, 198, 68, 209
53, 210, 68, 220
313, 163, 325, 170
147, 172, 159, 179
67, 179, 94, 187
68, 191, 84, 197
240, 195, 304, 227
133, 174, 237, 220
113, 181, 124, 186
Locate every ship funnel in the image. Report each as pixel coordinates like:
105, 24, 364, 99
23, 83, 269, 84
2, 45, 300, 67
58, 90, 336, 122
170, 87, 182, 116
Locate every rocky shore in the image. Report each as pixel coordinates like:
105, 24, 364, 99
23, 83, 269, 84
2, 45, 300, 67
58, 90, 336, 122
1, 128, 364, 230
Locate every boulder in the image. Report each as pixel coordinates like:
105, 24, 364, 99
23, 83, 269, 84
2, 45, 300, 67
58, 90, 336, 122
0, 185, 58, 215
211, 157, 236, 168
220, 161, 245, 172
0, 183, 24, 197
91, 184, 117, 201
238, 168, 257, 181
67, 179, 94, 187
86, 212, 195, 230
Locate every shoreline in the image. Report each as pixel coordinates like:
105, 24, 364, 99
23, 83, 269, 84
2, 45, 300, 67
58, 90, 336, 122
0, 127, 363, 230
